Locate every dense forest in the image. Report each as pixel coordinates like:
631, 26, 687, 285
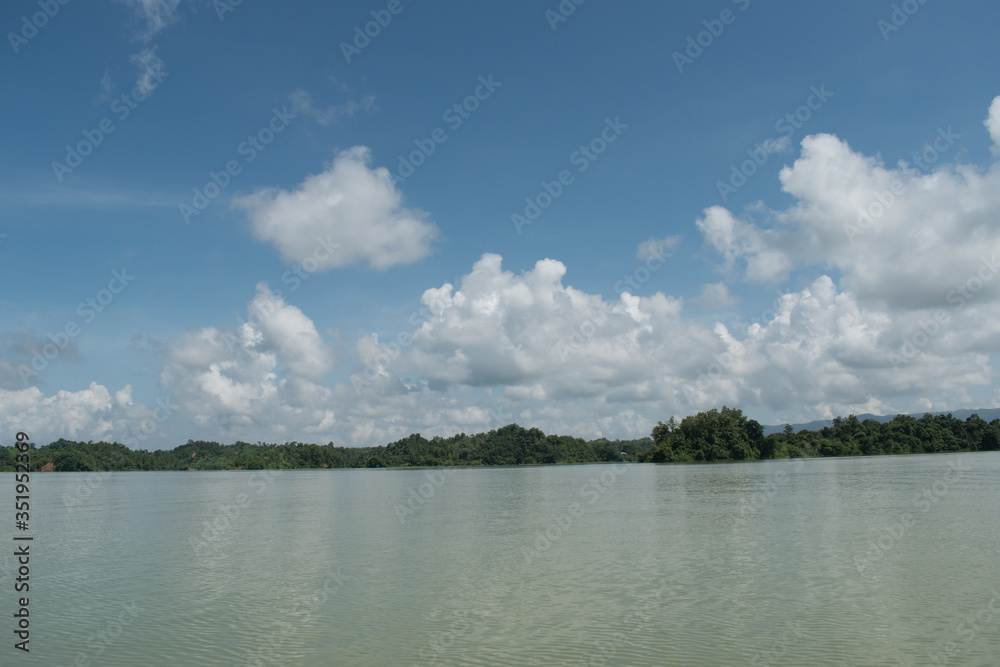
0, 425, 652, 472
2, 408, 998, 473
637, 407, 1000, 462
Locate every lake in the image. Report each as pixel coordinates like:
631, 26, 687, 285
4, 452, 999, 666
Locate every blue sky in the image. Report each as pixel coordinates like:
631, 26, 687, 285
3, 0, 1000, 449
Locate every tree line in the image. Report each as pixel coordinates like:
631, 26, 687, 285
2, 408, 997, 472
0, 426, 652, 472
636, 407, 1000, 462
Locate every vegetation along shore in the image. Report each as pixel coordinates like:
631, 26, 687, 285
3, 407, 998, 473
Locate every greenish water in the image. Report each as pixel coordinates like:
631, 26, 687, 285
3, 453, 999, 666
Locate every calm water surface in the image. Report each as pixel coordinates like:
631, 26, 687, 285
4, 453, 1000, 666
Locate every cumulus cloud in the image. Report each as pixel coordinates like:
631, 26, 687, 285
21, 254, 1000, 447
341, 101, 1000, 438
158, 285, 336, 442
399, 254, 687, 390
334, 255, 686, 442
343, 252, 994, 441
986, 96, 1000, 155
778, 132, 1000, 309
697, 206, 793, 282
698, 124, 1000, 311
0, 382, 168, 447
356, 254, 703, 417
233, 147, 439, 270
25, 98, 1000, 448
246, 283, 334, 381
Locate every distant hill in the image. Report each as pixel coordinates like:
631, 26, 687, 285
763, 408, 1000, 435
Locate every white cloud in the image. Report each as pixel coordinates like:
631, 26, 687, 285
695, 282, 739, 309
690, 275, 994, 417
130, 48, 166, 93
23, 252, 1000, 447
96, 70, 114, 103
775, 132, 1000, 309
0, 382, 166, 446
342, 254, 993, 440
158, 286, 336, 442
986, 95, 1000, 155
233, 147, 439, 270
289, 90, 376, 126
115, 385, 134, 407
758, 136, 792, 154
697, 206, 793, 282
365, 253, 698, 404
117, 0, 181, 41
636, 235, 680, 261
699, 122, 1000, 311
25, 98, 1000, 448
246, 283, 334, 381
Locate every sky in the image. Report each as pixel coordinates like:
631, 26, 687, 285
2, 0, 1000, 450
